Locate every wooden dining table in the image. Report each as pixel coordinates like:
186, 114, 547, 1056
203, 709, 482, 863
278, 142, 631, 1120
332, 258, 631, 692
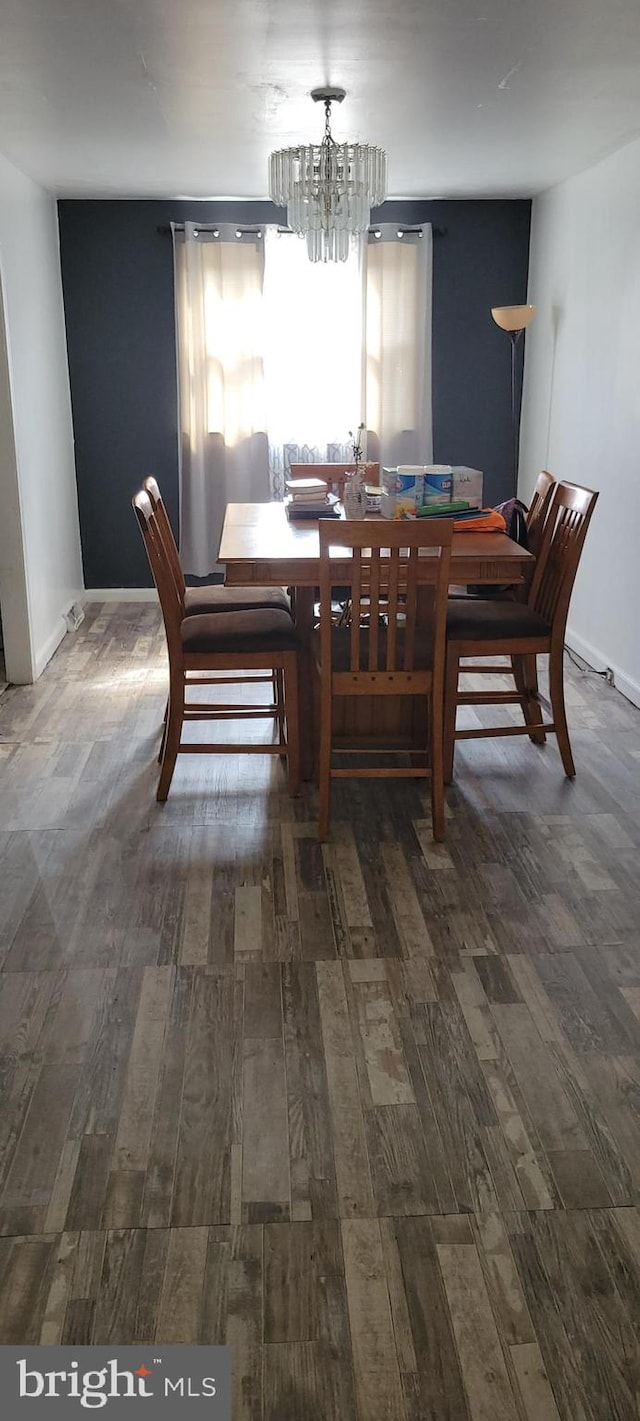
219, 502, 534, 778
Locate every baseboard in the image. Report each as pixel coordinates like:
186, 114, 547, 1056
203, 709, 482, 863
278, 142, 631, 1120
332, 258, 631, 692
565, 625, 640, 710
83, 588, 158, 603
33, 618, 67, 680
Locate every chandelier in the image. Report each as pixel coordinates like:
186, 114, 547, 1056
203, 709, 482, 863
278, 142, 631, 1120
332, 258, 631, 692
268, 88, 387, 263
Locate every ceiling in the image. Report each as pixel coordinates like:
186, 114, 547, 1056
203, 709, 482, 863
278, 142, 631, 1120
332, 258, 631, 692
1, 0, 640, 200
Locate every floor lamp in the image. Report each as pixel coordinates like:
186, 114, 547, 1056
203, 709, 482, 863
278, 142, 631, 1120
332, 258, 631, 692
491, 304, 536, 500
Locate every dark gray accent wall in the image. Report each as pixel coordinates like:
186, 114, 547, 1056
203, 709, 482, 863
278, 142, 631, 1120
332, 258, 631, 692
58, 198, 531, 588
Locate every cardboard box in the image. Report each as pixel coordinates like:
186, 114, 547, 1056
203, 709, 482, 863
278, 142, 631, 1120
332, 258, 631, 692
381, 467, 425, 519
450, 466, 483, 509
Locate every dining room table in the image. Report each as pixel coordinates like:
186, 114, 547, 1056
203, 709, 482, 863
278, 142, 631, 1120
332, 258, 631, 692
218, 501, 535, 779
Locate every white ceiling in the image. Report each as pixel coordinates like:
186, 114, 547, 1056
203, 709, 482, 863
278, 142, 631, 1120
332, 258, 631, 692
1, 0, 640, 200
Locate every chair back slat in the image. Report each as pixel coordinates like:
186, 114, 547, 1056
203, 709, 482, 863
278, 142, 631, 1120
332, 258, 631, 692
319, 519, 453, 677
349, 548, 362, 670
133, 490, 184, 655
368, 550, 381, 670
529, 481, 598, 632
385, 553, 400, 670
403, 547, 419, 671
526, 469, 555, 558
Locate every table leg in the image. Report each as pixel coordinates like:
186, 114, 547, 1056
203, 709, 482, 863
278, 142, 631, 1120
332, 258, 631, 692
292, 586, 316, 781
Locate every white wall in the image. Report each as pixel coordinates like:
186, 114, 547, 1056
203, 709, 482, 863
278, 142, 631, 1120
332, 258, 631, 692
520, 136, 640, 708
0, 151, 83, 682
0, 273, 31, 681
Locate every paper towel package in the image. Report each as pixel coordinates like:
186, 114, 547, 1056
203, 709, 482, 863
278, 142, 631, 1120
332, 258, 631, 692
423, 465, 453, 504
450, 466, 483, 508
381, 467, 425, 519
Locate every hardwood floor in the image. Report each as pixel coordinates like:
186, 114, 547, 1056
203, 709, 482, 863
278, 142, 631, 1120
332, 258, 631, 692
1, 602, 640, 1418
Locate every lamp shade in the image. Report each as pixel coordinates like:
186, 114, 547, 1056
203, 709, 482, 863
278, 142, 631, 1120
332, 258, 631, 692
491, 304, 537, 333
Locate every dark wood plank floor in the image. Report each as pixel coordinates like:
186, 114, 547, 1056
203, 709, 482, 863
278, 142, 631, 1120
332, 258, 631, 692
1, 601, 640, 1419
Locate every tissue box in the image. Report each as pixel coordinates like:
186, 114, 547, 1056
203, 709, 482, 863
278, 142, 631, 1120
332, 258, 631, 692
381, 466, 425, 519
450, 466, 483, 509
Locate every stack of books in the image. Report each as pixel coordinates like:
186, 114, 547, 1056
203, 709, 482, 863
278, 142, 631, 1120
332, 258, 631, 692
285, 477, 339, 519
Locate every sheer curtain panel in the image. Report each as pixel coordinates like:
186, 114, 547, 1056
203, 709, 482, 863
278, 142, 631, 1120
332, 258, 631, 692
363, 225, 433, 469
173, 223, 269, 577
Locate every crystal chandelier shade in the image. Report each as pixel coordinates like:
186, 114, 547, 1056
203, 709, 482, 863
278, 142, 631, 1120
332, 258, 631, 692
268, 89, 387, 263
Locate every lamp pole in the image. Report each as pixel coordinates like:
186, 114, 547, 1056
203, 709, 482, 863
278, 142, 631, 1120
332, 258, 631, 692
491, 305, 536, 501
508, 328, 522, 499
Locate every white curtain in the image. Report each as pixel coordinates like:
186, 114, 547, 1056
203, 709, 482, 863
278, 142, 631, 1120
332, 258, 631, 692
173, 222, 269, 576
363, 225, 433, 469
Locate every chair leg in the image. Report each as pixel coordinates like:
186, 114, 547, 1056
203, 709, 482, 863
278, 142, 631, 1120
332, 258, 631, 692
158, 697, 168, 764
157, 672, 184, 802
317, 676, 333, 841
512, 653, 546, 745
274, 669, 286, 758
430, 682, 446, 842
549, 646, 576, 777
277, 669, 285, 724
443, 648, 460, 784
282, 655, 300, 796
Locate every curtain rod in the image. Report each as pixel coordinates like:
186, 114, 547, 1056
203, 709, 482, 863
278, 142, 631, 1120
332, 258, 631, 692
157, 223, 263, 237
157, 222, 448, 237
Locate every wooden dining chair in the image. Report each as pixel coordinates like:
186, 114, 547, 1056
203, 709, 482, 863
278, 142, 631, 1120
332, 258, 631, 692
143, 476, 292, 617
143, 475, 289, 749
288, 462, 381, 497
525, 468, 556, 558
133, 490, 300, 801
449, 468, 556, 601
443, 480, 598, 781
315, 519, 454, 841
